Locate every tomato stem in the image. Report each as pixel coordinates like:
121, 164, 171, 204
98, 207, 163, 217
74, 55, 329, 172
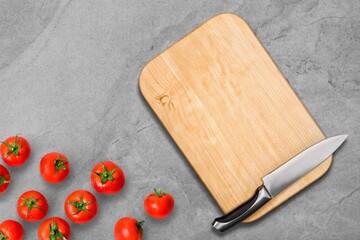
54, 155, 67, 176
136, 220, 144, 232
94, 162, 116, 185
1, 134, 22, 157
0, 231, 7, 240
0, 175, 10, 186
49, 218, 66, 240
21, 197, 43, 214
69, 195, 93, 215
153, 188, 166, 197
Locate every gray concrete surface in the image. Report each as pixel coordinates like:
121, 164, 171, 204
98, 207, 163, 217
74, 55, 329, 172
0, 0, 359, 239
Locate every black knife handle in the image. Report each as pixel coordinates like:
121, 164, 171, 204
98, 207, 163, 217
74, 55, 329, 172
212, 185, 272, 232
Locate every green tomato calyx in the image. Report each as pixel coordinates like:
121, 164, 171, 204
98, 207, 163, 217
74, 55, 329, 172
0, 231, 8, 240
94, 162, 116, 185
153, 188, 166, 197
21, 197, 42, 213
136, 220, 144, 232
1, 135, 21, 157
0, 175, 10, 186
54, 155, 67, 175
69, 195, 93, 215
49, 218, 66, 240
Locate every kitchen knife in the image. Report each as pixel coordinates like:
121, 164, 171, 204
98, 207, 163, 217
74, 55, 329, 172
212, 135, 347, 232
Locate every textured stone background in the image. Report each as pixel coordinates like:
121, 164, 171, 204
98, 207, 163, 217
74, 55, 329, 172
0, 0, 359, 239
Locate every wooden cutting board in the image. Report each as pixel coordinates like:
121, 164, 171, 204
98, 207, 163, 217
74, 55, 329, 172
139, 13, 332, 222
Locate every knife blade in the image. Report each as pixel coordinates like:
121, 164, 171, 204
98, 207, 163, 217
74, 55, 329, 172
212, 135, 347, 232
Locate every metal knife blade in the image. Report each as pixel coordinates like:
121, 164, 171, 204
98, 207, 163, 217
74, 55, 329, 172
213, 135, 347, 232
263, 135, 347, 197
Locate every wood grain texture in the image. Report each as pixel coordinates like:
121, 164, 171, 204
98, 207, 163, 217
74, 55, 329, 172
139, 13, 332, 222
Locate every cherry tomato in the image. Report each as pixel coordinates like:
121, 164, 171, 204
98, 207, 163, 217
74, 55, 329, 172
38, 217, 71, 240
0, 135, 31, 167
17, 190, 48, 222
40, 152, 70, 184
0, 164, 10, 193
64, 190, 98, 224
144, 189, 174, 219
0, 220, 24, 240
114, 217, 143, 240
91, 161, 125, 194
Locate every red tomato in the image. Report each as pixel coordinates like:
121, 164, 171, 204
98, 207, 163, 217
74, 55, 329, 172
0, 164, 10, 193
64, 190, 98, 224
114, 217, 143, 240
40, 152, 70, 184
144, 189, 174, 219
91, 161, 125, 194
0, 135, 31, 167
38, 217, 71, 240
0, 220, 24, 240
17, 190, 48, 222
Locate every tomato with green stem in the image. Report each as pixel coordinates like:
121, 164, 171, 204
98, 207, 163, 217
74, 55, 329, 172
40, 152, 70, 184
0, 135, 31, 167
64, 190, 98, 224
0, 220, 24, 240
38, 217, 71, 240
91, 161, 125, 194
0, 164, 10, 193
17, 190, 48, 222
144, 188, 174, 219
114, 217, 144, 240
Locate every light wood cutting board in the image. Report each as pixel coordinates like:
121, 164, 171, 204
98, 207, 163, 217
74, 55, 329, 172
139, 13, 332, 222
